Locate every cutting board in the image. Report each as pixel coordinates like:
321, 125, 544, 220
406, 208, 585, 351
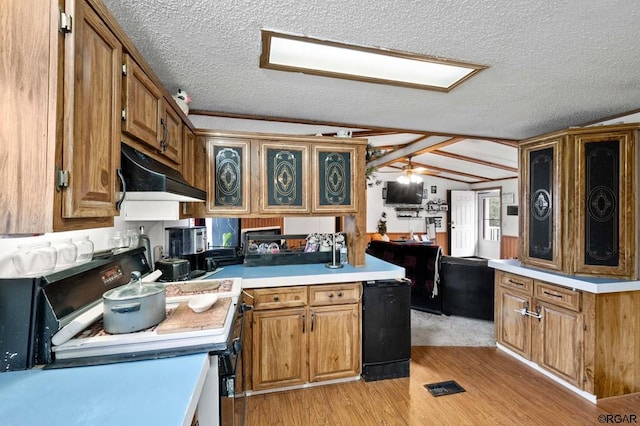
156, 297, 231, 335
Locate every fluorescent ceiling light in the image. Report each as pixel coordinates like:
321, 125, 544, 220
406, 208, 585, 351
260, 30, 488, 92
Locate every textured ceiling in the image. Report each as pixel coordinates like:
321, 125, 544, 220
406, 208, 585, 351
102, 0, 640, 182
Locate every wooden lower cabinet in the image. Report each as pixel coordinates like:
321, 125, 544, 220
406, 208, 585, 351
246, 283, 361, 392
532, 301, 584, 387
495, 270, 640, 399
252, 308, 308, 390
496, 288, 532, 358
309, 304, 360, 382
496, 272, 586, 390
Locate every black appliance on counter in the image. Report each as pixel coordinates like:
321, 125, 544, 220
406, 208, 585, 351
362, 278, 411, 381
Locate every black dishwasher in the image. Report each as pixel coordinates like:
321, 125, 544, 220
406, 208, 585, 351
362, 278, 411, 381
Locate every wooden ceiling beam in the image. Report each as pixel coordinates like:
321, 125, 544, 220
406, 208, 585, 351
388, 160, 491, 182
190, 109, 519, 144
430, 150, 518, 173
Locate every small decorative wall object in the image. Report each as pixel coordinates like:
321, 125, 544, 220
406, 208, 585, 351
431, 185, 437, 194
172, 89, 191, 115
502, 192, 515, 204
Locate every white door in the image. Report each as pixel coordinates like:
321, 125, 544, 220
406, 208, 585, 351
477, 190, 501, 259
450, 190, 477, 257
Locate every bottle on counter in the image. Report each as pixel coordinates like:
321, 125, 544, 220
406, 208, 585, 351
139, 226, 152, 265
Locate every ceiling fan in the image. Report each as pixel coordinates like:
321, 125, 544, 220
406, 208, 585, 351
397, 156, 425, 184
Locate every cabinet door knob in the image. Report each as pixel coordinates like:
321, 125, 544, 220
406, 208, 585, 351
273, 295, 280, 302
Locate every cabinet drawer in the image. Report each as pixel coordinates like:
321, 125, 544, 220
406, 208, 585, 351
309, 283, 361, 306
534, 281, 581, 312
499, 272, 533, 294
252, 286, 307, 310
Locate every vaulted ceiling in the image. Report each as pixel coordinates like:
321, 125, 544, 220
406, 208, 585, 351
102, 0, 640, 183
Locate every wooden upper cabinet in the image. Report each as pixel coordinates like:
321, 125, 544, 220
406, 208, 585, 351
312, 144, 356, 213
181, 127, 197, 186
122, 54, 162, 149
179, 126, 197, 218
159, 99, 182, 164
519, 136, 564, 272
61, 0, 122, 219
519, 124, 639, 279
572, 130, 636, 278
205, 138, 252, 215
259, 141, 310, 214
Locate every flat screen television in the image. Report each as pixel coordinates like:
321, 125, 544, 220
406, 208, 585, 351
384, 181, 424, 205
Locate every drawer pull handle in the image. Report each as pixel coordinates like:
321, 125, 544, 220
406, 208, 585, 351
273, 295, 280, 302
311, 312, 315, 332
543, 291, 563, 299
328, 293, 334, 298
302, 313, 306, 333
508, 279, 524, 286
337, 292, 343, 297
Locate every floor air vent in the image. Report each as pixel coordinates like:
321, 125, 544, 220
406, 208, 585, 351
424, 380, 465, 397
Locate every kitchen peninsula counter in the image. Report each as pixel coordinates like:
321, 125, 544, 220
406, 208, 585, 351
488, 259, 640, 293
207, 254, 405, 288
0, 353, 211, 426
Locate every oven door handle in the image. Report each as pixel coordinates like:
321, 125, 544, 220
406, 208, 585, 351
110, 302, 141, 313
231, 337, 242, 355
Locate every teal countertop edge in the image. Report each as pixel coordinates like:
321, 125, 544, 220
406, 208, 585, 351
205, 254, 406, 288
488, 259, 640, 294
0, 353, 209, 426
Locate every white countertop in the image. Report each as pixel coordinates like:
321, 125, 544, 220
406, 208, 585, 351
205, 254, 405, 288
488, 259, 640, 294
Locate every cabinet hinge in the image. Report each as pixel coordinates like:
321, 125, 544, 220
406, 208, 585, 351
122, 63, 127, 76
59, 11, 72, 34
121, 109, 127, 121
56, 168, 69, 190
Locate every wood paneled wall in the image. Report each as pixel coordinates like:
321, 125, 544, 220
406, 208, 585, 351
241, 217, 284, 230
501, 236, 518, 259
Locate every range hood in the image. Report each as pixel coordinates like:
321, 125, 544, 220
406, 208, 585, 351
120, 144, 206, 202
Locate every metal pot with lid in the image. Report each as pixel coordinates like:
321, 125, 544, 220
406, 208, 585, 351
102, 271, 166, 334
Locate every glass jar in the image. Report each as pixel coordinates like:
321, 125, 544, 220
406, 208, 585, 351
12, 241, 57, 276
74, 236, 94, 263
53, 238, 78, 269
126, 229, 140, 248
108, 231, 130, 249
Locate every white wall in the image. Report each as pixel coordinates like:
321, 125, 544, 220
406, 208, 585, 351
0, 201, 193, 278
366, 172, 470, 236
470, 178, 519, 237
284, 217, 335, 234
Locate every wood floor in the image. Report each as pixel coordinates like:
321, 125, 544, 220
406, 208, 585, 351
239, 347, 640, 425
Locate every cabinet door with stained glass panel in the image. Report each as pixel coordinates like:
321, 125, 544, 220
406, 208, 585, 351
259, 141, 310, 214
205, 138, 251, 215
312, 145, 356, 213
